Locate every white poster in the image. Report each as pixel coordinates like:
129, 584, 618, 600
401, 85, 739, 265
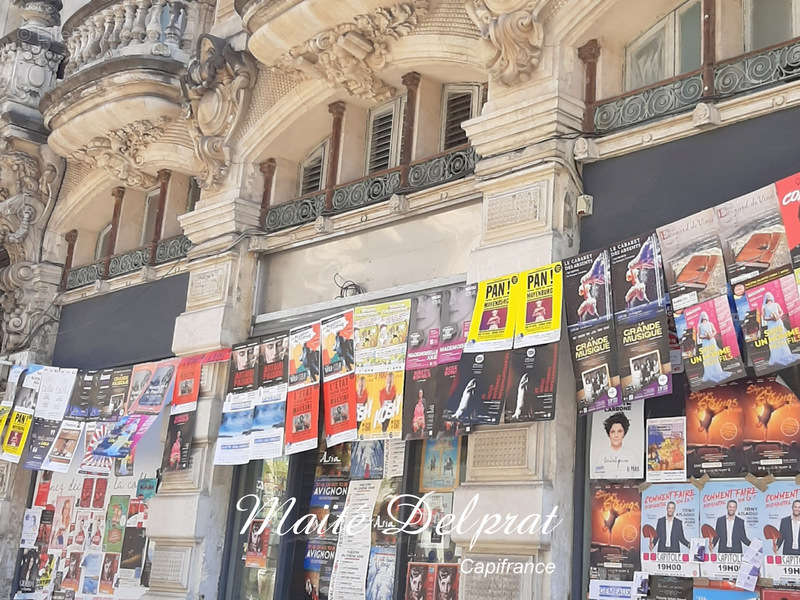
383, 439, 406, 479
589, 400, 644, 480
41, 419, 84, 473
250, 385, 286, 461
19, 507, 42, 549
34, 367, 77, 421
329, 479, 381, 600
213, 390, 256, 466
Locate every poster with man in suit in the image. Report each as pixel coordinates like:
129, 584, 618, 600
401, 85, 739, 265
762, 480, 800, 584
700, 481, 760, 580
640, 483, 700, 577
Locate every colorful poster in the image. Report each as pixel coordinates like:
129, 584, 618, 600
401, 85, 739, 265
21, 416, 60, 470
229, 341, 260, 393
80, 552, 102, 594
350, 440, 384, 480
120, 526, 146, 572
1, 409, 32, 463
699, 481, 760, 580
41, 419, 82, 473
611, 233, 672, 403
693, 588, 758, 600
309, 477, 349, 541
762, 480, 800, 584
303, 539, 336, 599
433, 363, 462, 438
92, 414, 157, 458
285, 321, 321, 454
172, 357, 203, 415
316, 441, 351, 479
776, 171, 800, 278
415, 492, 453, 562
438, 284, 478, 365
17, 547, 40, 592
68, 367, 128, 421
677, 295, 746, 391
322, 312, 357, 447
161, 411, 195, 471
646, 417, 687, 483
640, 484, 700, 577
126, 358, 179, 415
61, 550, 82, 591
717, 181, 790, 284
50, 495, 74, 549
464, 273, 520, 352
103, 495, 129, 553
365, 545, 396, 600
356, 370, 405, 441
657, 209, 726, 311
563, 249, 621, 414
589, 481, 641, 581
407, 291, 442, 370
419, 437, 460, 493
213, 390, 255, 465
406, 563, 435, 600
251, 333, 289, 460
503, 343, 559, 423
589, 400, 645, 480
445, 350, 508, 428
741, 377, 800, 476
99, 553, 120, 595
734, 269, 800, 375
244, 520, 270, 568
403, 366, 437, 440
513, 261, 563, 347
686, 383, 746, 478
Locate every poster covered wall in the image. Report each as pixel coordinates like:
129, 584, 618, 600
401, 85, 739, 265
286, 321, 321, 455
589, 401, 645, 480
589, 481, 641, 581
640, 483, 700, 578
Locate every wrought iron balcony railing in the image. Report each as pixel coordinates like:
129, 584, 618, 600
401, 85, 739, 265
587, 36, 800, 134
264, 145, 477, 233
65, 234, 191, 291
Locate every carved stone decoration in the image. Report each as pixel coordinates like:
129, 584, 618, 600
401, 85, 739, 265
69, 119, 168, 189
182, 34, 257, 190
465, 0, 545, 86
274, 1, 429, 103
12, 0, 62, 29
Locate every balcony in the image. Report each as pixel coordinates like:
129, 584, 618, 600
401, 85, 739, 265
586, 36, 800, 134
263, 145, 477, 232
40, 0, 213, 174
65, 234, 191, 291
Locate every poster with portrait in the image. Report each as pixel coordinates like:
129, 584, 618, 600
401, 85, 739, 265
740, 377, 800, 476
350, 440, 384, 480
503, 343, 558, 423
51, 496, 74, 550
413, 492, 453, 562
403, 366, 437, 440
676, 295, 746, 392
285, 321, 321, 455
419, 437, 460, 493
17, 547, 40, 592
365, 544, 396, 600
438, 284, 478, 365
589, 400, 645, 480
513, 261, 563, 347
322, 312, 357, 447
640, 484, 700, 577
444, 350, 508, 429
172, 356, 203, 415
1, 408, 32, 463
717, 181, 790, 284
657, 209, 726, 311
161, 411, 195, 472
646, 417, 686, 483
356, 369, 406, 441
406, 291, 442, 370
589, 481, 641, 581
126, 358, 178, 415
699, 481, 760, 580
124, 362, 156, 415
303, 539, 337, 600
734, 269, 800, 375
229, 341, 260, 393
245, 520, 270, 568
406, 562, 435, 600
564, 249, 621, 414
686, 382, 746, 478
761, 480, 800, 584
213, 390, 255, 465
251, 333, 289, 460
102, 495, 129, 553
464, 273, 520, 352
99, 553, 120, 595
21, 416, 60, 471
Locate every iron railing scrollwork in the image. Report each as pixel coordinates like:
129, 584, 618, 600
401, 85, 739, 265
155, 234, 193, 264
714, 38, 800, 96
331, 169, 402, 213
65, 262, 103, 290
407, 145, 477, 190
264, 192, 325, 232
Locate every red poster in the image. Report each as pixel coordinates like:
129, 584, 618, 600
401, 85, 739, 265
321, 311, 357, 447
93, 478, 108, 509
686, 382, 746, 478
776, 171, 800, 269
172, 358, 202, 414
285, 322, 321, 455
80, 478, 93, 508
34, 472, 51, 507
245, 520, 270, 568
589, 481, 641, 581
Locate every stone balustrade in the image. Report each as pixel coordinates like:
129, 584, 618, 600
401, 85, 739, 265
61, 0, 212, 77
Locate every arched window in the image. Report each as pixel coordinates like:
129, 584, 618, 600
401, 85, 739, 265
298, 139, 328, 196
624, 0, 701, 91
95, 223, 112, 260
366, 98, 403, 174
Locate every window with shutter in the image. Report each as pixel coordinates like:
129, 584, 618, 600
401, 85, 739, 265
440, 84, 481, 152
299, 140, 328, 196
95, 223, 112, 260
365, 99, 402, 175
140, 189, 160, 245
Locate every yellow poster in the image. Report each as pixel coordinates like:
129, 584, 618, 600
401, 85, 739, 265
513, 261, 564, 347
356, 370, 405, 440
1, 410, 32, 462
464, 273, 520, 352
0, 405, 11, 438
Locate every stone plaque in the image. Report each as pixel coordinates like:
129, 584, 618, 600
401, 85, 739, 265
460, 554, 534, 600
149, 546, 191, 587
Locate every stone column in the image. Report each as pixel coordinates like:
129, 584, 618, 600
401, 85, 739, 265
147, 169, 171, 266
144, 185, 262, 599
324, 101, 346, 212
259, 158, 276, 229
399, 71, 421, 186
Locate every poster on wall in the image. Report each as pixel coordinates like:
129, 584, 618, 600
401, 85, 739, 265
285, 321, 321, 454
321, 312, 357, 447
740, 377, 800, 476
686, 383, 745, 479
350, 440, 384, 480
438, 284, 478, 365
161, 411, 195, 471
717, 181, 790, 284
406, 563, 435, 599
229, 341, 260, 393
93, 414, 157, 458
251, 333, 289, 460
640, 483, 700, 578
503, 343, 559, 423
733, 269, 800, 375
775, 171, 800, 278
406, 291, 442, 370
172, 356, 204, 415
419, 437, 460, 493
699, 480, 760, 580
589, 400, 645, 480
403, 366, 437, 440
676, 295, 746, 391
40, 419, 82, 473
443, 350, 508, 429
1, 408, 33, 463
126, 359, 179, 415
761, 480, 800, 585
464, 273, 520, 352
303, 539, 336, 600
245, 521, 270, 569
213, 390, 255, 465
589, 481, 641, 581
563, 249, 621, 414
513, 262, 563, 347
34, 367, 77, 422
21, 417, 61, 470
646, 417, 686, 483
366, 545, 396, 600
610, 233, 673, 403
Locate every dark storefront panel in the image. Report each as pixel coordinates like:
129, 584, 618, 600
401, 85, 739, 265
581, 106, 800, 251
52, 273, 188, 369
